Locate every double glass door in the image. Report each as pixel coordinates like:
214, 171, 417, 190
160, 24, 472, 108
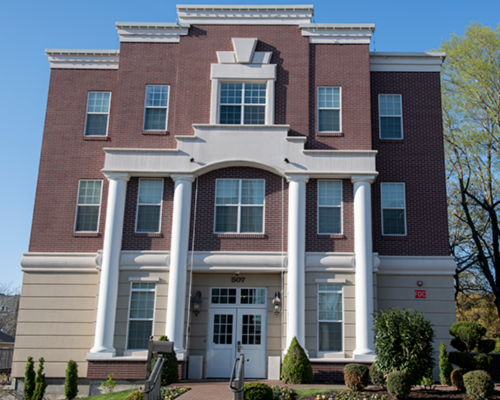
206, 308, 266, 378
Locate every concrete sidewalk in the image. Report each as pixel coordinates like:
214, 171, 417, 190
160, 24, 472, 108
167, 381, 346, 400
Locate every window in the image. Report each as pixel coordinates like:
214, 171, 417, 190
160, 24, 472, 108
210, 288, 267, 307
144, 85, 169, 130
318, 87, 341, 132
220, 83, 266, 124
127, 282, 156, 349
318, 181, 342, 234
381, 183, 406, 235
75, 180, 102, 232
85, 92, 111, 136
318, 284, 343, 352
211, 288, 237, 304
136, 179, 163, 233
379, 94, 403, 139
215, 179, 265, 233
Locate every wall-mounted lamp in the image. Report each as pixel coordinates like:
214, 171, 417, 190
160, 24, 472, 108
272, 291, 281, 317
191, 291, 203, 316
284, 158, 290, 164
190, 157, 195, 163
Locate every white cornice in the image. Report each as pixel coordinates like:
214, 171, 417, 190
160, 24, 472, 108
300, 23, 374, 44
377, 256, 456, 275
176, 4, 314, 25
370, 51, 446, 72
115, 22, 190, 43
45, 49, 119, 69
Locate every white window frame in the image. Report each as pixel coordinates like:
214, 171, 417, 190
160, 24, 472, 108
73, 179, 103, 233
317, 87, 342, 133
143, 85, 169, 131
317, 180, 343, 235
126, 281, 157, 351
218, 82, 267, 125
135, 178, 164, 233
378, 94, 403, 139
213, 179, 265, 234
84, 91, 111, 137
209, 287, 267, 309
381, 182, 407, 236
317, 282, 344, 355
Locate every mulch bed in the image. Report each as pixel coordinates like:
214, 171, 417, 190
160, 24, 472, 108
301, 386, 500, 400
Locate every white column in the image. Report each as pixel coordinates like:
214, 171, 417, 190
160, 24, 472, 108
166, 174, 194, 359
352, 175, 376, 359
286, 175, 309, 353
89, 172, 130, 357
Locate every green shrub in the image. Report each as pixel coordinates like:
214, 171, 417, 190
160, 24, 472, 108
156, 335, 178, 386
373, 308, 435, 386
24, 357, 36, 400
451, 368, 466, 391
281, 336, 313, 384
101, 374, 116, 394
439, 342, 453, 386
463, 370, 494, 400
271, 385, 280, 399
243, 382, 273, 400
420, 368, 435, 389
369, 363, 386, 388
65, 360, 79, 400
449, 322, 493, 372
387, 371, 412, 399
344, 364, 369, 391
33, 358, 47, 400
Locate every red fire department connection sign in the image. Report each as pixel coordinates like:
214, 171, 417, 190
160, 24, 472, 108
415, 290, 426, 299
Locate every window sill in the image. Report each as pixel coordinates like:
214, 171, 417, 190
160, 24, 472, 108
317, 234, 346, 239
84, 136, 110, 141
213, 233, 266, 239
382, 235, 408, 241
142, 131, 169, 136
134, 232, 163, 238
73, 232, 101, 237
378, 139, 404, 143
317, 132, 343, 137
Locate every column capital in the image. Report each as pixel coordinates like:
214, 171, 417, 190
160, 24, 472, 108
171, 174, 196, 183
351, 174, 377, 184
103, 172, 130, 182
286, 174, 309, 184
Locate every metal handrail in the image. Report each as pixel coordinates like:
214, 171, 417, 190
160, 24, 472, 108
229, 357, 243, 393
140, 355, 165, 396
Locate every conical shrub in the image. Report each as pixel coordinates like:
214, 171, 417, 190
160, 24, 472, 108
281, 336, 313, 384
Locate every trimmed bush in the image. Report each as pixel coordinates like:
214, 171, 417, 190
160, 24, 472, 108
463, 370, 494, 400
387, 371, 412, 400
373, 308, 435, 386
439, 342, 453, 386
369, 363, 386, 388
157, 335, 178, 386
451, 368, 466, 391
281, 336, 313, 384
33, 358, 47, 400
24, 357, 36, 400
449, 322, 493, 372
344, 364, 369, 391
65, 360, 79, 400
243, 382, 273, 400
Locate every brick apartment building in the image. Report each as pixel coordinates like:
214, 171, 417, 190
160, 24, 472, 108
13, 4, 455, 386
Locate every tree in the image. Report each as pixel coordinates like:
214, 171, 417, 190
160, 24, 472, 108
441, 22, 500, 318
0, 283, 20, 337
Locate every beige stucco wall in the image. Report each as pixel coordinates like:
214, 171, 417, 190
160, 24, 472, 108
12, 272, 99, 378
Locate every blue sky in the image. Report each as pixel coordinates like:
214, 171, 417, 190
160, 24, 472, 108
0, 0, 498, 288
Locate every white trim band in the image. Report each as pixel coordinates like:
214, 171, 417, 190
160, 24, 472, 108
300, 23, 375, 44
370, 52, 446, 72
116, 22, 190, 43
377, 255, 457, 275
45, 49, 119, 70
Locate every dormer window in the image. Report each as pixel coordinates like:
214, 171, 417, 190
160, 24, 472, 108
220, 83, 266, 125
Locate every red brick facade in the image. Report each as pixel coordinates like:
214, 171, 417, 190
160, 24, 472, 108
29, 29, 448, 258
87, 360, 185, 381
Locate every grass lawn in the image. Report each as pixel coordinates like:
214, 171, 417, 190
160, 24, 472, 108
295, 388, 345, 399
83, 388, 137, 400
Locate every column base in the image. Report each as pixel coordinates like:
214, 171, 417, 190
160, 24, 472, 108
352, 350, 376, 362
87, 350, 116, 359
175, 348, 187, 361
